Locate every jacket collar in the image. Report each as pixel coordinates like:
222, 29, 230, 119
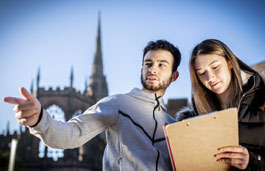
238, 59, 265, 109
127, 88, 166, 110
240, 70, 253, 85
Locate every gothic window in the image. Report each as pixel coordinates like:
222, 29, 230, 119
39, 104, 65, 161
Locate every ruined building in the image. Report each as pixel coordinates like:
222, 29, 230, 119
0, 16, 107, 171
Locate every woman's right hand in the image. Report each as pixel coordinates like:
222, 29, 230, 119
215, 145, 250, 170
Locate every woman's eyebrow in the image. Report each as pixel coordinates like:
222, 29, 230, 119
195, 60, 219, 71
209, 60, 218, 66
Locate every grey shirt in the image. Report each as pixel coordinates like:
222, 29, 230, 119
29, 88, 175, 171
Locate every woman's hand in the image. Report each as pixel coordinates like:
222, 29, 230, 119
215, 145, 249, 170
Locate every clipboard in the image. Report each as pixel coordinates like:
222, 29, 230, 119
164, 108, 239, 171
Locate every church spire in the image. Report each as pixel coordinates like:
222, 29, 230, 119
88, 13, 108, 101
92, 12, 103, 76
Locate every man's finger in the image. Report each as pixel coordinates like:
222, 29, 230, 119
16, 101, 35, 111
18, 114, 39, 127
13, 101, 34, 113
15, 109, 37, 119
18, 118, 27, 125
3, 97, 27, 105
20, 87, 34, 101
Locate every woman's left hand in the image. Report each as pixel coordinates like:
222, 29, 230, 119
215, 145, 249, 170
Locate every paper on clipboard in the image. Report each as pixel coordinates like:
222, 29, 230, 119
164, 108, 239, 171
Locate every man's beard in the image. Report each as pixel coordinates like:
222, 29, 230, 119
141, 73, 171, 92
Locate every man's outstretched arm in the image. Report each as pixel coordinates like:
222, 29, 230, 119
3, 87, 119, 149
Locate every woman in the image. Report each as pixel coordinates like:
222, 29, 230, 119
178, 39, 265, 170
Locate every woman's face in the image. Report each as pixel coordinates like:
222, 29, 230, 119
194, 54, 232, 95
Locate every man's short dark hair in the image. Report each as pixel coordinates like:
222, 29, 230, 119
143, 40, 181, 72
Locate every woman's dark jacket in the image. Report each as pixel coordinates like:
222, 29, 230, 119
176, 60, 265, 171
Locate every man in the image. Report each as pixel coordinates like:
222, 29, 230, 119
4, 40, 181, 171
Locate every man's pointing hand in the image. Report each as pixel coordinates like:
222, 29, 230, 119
3, 87, 41, 127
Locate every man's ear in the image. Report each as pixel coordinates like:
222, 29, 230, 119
171, 71, 179, 82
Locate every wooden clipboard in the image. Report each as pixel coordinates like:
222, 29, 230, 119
164, 108, 239, 171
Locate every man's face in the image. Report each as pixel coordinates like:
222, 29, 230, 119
141, 49, 177, 96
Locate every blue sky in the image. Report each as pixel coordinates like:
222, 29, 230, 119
1, 0, 265, 133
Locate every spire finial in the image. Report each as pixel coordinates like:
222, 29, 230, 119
70, 66, 74, 87
30, 79, 34, 93
36, 67, 40, 88
98, 11, 101, 25
84, 76, 88, 93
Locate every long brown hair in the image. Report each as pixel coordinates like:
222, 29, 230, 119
190, 39, 243, 114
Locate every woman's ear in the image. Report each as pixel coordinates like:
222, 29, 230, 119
171, 71, 179, 82
228, 60, 233, 69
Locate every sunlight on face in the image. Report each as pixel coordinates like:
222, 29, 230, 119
194, 54, 232, 95
141, 50, 175, 96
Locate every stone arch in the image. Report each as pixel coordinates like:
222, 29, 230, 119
39, 98, 69, 120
